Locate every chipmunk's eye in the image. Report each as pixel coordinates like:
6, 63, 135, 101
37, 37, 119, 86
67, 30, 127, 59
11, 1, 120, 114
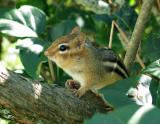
59, 44, 69, 52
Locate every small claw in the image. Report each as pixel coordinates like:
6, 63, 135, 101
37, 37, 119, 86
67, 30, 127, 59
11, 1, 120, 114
65, 79, 80, 90
73, 87, 86, 98
72, 89, 82, 98
71, 89, 77, 94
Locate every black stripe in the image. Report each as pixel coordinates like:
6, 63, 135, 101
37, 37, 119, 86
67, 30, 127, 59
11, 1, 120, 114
105, 65, 127, 79
116, 60, 129, 77
114, 68, 127, 78
99, 48, 129, 77
104, 59, 129, 77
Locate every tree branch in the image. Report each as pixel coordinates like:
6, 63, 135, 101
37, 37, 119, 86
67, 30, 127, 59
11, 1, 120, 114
0, 64, 111, 124
124, 0, 155, 71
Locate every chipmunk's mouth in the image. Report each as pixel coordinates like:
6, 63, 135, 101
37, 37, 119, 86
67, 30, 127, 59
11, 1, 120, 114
44, 51, 55, 61
47, 56, 55, 61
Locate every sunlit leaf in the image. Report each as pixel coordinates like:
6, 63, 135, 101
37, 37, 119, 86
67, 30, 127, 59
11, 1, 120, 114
142, 59, 160, 79
0, 8, 26, 24
17, 38, 47, 79
127, 74, 152, 105
0, 118, 10, 124
19, 5, 46, 35
0, 19, 37, 37
84, 104, 160, 124
0, 5, 46, 37
75, 0, 111, 14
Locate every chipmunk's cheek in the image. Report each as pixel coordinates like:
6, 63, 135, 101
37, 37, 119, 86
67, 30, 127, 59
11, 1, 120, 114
53, 55, 61, 64
51, 57, 55, 62
47, 55, 55, 62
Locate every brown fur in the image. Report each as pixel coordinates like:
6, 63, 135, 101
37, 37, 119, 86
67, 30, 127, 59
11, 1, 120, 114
44, 27, 127, 97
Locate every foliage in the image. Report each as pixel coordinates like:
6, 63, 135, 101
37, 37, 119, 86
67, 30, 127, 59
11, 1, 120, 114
0, 0, 160, 123
98, 76, 139, 108
0, 106, 15, 124
85, 104, 160, 124
143, 59, 160, 79
142, 34, 160, 63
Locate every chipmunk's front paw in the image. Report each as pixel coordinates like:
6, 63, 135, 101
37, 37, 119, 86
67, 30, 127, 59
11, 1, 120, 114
72, 87, 86, 98
65, 79, 80, 90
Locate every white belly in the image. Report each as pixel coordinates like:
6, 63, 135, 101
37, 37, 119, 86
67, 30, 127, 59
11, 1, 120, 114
65, 69, 85, 85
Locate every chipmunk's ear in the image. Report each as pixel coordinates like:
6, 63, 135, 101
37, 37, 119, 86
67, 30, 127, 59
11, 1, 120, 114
70, 26, 86, 49
70, 26, 81, 35
75, 32, 86, 49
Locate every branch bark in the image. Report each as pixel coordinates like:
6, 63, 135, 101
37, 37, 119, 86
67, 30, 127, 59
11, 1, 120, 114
0, 64, 111, 124
124, 0, 155, 71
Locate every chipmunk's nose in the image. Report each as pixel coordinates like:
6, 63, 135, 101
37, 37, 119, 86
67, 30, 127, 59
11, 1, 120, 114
44, 50, 49, 56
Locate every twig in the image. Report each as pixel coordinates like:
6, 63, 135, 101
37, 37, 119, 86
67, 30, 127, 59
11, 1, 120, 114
136, 54, 145, 68
108, 20, 145, 69
124, 0, 155, 71
108, 21, 114, 48
113, 21, 129, 46
157, 0, 160, 11
48, 59, 56, 82
113, 21, 145, 69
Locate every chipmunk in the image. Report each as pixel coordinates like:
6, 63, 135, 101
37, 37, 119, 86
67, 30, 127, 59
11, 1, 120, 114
44, 27, 129, 97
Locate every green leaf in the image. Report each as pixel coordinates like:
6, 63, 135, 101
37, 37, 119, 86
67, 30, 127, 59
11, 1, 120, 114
156, 84, 160, 107
149, 79, 159, 106
142, 34, 160, 62
75, 0, 111, 14
0, 19, 37, 37
0, 5, 46, 37
49, 20, 77, 41
0, 118, 10, 124
0, 8, 26, 24
98, 76, 140, 108
142, 59, 160, 79
140, 72, 159, 107
84, 104, 160, 124
19, 5, 46, 35
84, 113, 122, 124
115, 5, 137, 31
17, 38, 47, 79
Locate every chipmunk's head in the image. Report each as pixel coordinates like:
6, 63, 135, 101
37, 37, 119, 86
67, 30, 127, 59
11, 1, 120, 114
44, 27, 86, 68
